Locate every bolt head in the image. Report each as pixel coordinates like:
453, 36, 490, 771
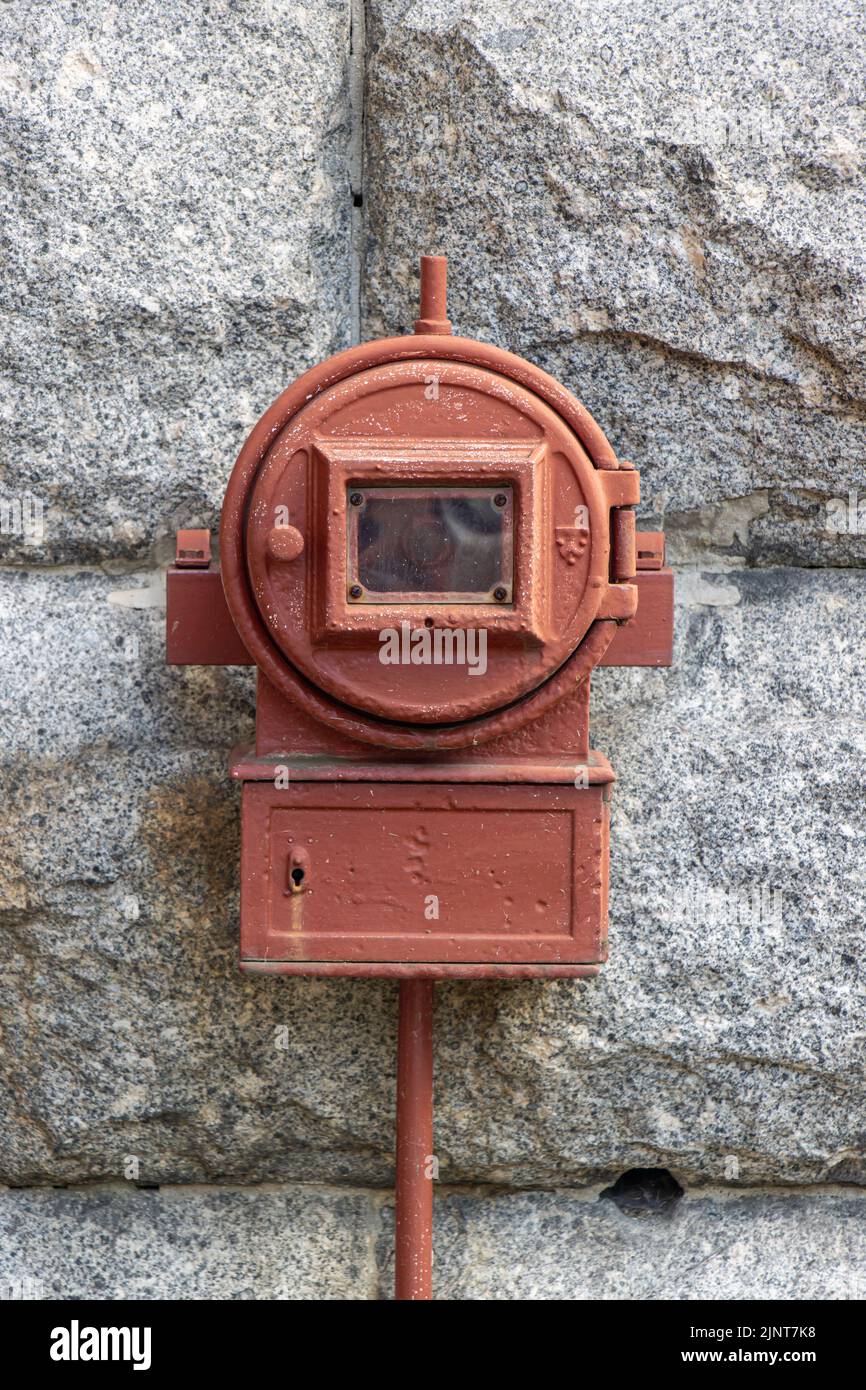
266, 524, 305, 562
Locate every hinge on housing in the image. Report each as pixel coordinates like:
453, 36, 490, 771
611, 507, 636, 582
598, 464, 640, 587
609, 518, 666, 584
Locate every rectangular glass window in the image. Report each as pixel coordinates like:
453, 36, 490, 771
347, 485, 513, 603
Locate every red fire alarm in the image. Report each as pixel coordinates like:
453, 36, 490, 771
167, 256, 673, 1298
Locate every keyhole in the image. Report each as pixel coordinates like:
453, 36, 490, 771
286, 846, 310, 896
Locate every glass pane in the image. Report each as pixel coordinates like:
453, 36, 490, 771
349, 486, 513, 602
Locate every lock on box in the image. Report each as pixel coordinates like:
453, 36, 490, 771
167, 257, 673, 979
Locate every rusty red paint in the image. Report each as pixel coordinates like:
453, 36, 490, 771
175, 528, 211, 568
611, 507, 636, 582
251, 665, 596, 765
603, 569, 674, 666
395, 980, 434, 1300
228, 747, 615, 783
166, 255, 673, 970
636, 530, 666, 569
238, 781, 610, 971
413, 254, 451, 336
233, 356, 635, 731
166, 563, 673, 669
165, 566, 250, 666
165, 253, 674, 1301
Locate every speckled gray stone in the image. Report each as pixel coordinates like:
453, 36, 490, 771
433, 565, 866, 1189
403, 1191, 866, 1300
0, 1185, 379, 1299
2, 0, 863, 1308
0, 568, 401, 1187
0, 0, 351, 564
363, 0, 866, 567
1, 1186, 863, 1299
0, 566, 863, 1188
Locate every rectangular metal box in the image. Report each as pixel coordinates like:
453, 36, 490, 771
238, 781, 610, 979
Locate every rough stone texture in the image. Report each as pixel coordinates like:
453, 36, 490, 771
0, 0, 352, 564
0, 568, 399, 1187
1, 1186, 863, 1300
1, 566, 863, 1189
433, 567, 866, 1189
424, 1191, 866, 1300
0, 1185, 379, 1300
2, 0, 865, 1302
363, 0, 866, 567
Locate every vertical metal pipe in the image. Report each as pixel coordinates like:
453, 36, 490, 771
414, 255, 452, 335
395, 979, 434, 1300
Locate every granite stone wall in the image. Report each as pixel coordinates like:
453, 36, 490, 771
1, 0, 863, 1298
